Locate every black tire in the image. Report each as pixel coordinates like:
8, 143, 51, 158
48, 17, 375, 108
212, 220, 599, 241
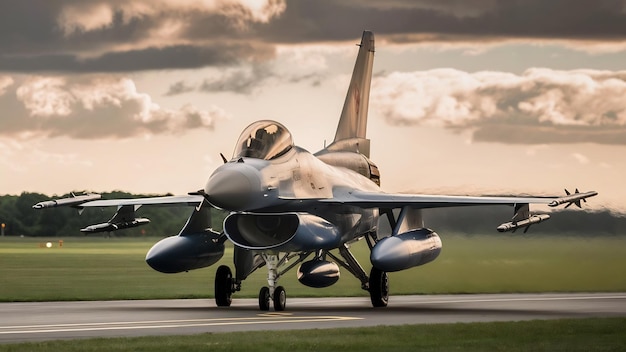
259, 286, 271, 311
273, 286, 286, 311
369, 267, 389, 307
215, 265, 233, 307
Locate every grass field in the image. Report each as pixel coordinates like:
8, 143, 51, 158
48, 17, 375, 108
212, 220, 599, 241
1, 318, 624, 351
1, 236, 625, 351
1, 234, 625, 301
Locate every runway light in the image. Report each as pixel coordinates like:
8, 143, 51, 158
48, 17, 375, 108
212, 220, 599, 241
46, 242, 52, 248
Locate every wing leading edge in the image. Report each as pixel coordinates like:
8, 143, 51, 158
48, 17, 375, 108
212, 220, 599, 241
321, 189, 598, 209
33, 194, 205, 234
321, 189, 597, 233
79, 195, 204, 208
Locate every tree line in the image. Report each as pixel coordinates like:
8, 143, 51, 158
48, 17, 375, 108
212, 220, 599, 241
0, 192, 623, 237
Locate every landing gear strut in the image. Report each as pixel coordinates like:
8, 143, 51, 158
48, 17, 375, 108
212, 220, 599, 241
257, 254, 288, 311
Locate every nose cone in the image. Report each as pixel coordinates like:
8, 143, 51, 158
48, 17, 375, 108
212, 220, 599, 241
204, 165, 261, 211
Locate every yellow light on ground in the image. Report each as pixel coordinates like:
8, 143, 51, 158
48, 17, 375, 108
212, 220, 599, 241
46, 242, 52, 248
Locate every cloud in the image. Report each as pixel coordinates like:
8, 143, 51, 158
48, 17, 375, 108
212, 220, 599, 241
0, 0, 281, 72
56, 0, 286, 35
200, 65, 272, 94
0, 43, 275, 73
0, 76, 14, 95
2, 0, 626, 74
250, 1, 626, 44
165, 80, 196, 96
172, 46, 333, 95
372, 68, 626, 144
571, 153, 590, 165
1, 75, 227, 139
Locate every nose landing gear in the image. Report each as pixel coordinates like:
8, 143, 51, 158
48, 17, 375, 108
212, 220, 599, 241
259, 254, 287, 311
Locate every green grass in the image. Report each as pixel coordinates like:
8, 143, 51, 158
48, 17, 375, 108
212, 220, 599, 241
1, 235, 626, 302
1, 318, 624, 351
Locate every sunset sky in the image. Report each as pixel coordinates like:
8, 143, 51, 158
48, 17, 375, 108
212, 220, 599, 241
1, 1, 625, 212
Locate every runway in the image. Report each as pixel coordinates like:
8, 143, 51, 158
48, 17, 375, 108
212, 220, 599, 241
1, 293, 625, 344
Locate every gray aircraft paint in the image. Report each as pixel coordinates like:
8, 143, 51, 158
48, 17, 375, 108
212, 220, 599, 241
33, 31, 597, 311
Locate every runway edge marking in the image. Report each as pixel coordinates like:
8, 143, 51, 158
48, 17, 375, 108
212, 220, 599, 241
0, 315, 362, 335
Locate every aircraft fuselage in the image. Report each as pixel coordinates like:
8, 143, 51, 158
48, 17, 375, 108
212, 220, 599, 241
204, 142, 380, 251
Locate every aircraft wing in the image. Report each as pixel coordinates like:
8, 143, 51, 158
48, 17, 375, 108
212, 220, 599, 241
33, 194, 206, 234
33, 194, 204, 210
79, 195, 204, 208
323, 189, 597, 209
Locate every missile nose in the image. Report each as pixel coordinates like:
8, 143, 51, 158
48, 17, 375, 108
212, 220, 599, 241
204, 165, 261, 211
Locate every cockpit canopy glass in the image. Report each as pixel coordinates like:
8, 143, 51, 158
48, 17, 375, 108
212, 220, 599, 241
233, 121, 294, 160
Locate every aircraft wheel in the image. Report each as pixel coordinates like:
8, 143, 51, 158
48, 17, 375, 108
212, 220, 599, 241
259, 286, 271, 311
215, 265, 233, 307
273, 286, 286, 311
369, 267, 389, 307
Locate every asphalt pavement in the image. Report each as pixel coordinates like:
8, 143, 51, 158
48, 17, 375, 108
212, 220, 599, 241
1, 293, 625, 343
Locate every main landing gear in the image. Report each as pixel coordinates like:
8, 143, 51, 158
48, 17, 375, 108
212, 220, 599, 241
213, 238, 390, 310
214, 265, 234, 307
368, 267, 389, 307
214, 253, 290, 311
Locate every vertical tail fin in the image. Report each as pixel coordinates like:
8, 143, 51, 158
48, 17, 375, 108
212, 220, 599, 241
333, 31, 375, 145
316, 32, 379, 184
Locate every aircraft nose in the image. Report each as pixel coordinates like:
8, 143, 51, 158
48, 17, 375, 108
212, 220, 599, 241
204, 165, 261, 211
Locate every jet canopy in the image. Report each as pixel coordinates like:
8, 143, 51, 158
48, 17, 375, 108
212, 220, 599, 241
233, 120, 294, 160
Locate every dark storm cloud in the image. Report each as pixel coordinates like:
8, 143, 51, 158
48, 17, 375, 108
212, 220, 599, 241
0, 0, 279, 73
1, 0, 625, 73
1, 0, 625, 143
0, 44, 272, 73
249, 0, 626, 43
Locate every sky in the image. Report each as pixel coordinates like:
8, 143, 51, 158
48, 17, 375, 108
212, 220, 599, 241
0, 0, 625, 213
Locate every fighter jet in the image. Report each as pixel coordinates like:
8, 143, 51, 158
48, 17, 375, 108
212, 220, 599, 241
33, 31, 597, 311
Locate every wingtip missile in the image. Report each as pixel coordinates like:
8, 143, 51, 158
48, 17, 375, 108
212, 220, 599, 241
33, 193, 102, 209
497, 214, 551, 233
548, 189, 598, 208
